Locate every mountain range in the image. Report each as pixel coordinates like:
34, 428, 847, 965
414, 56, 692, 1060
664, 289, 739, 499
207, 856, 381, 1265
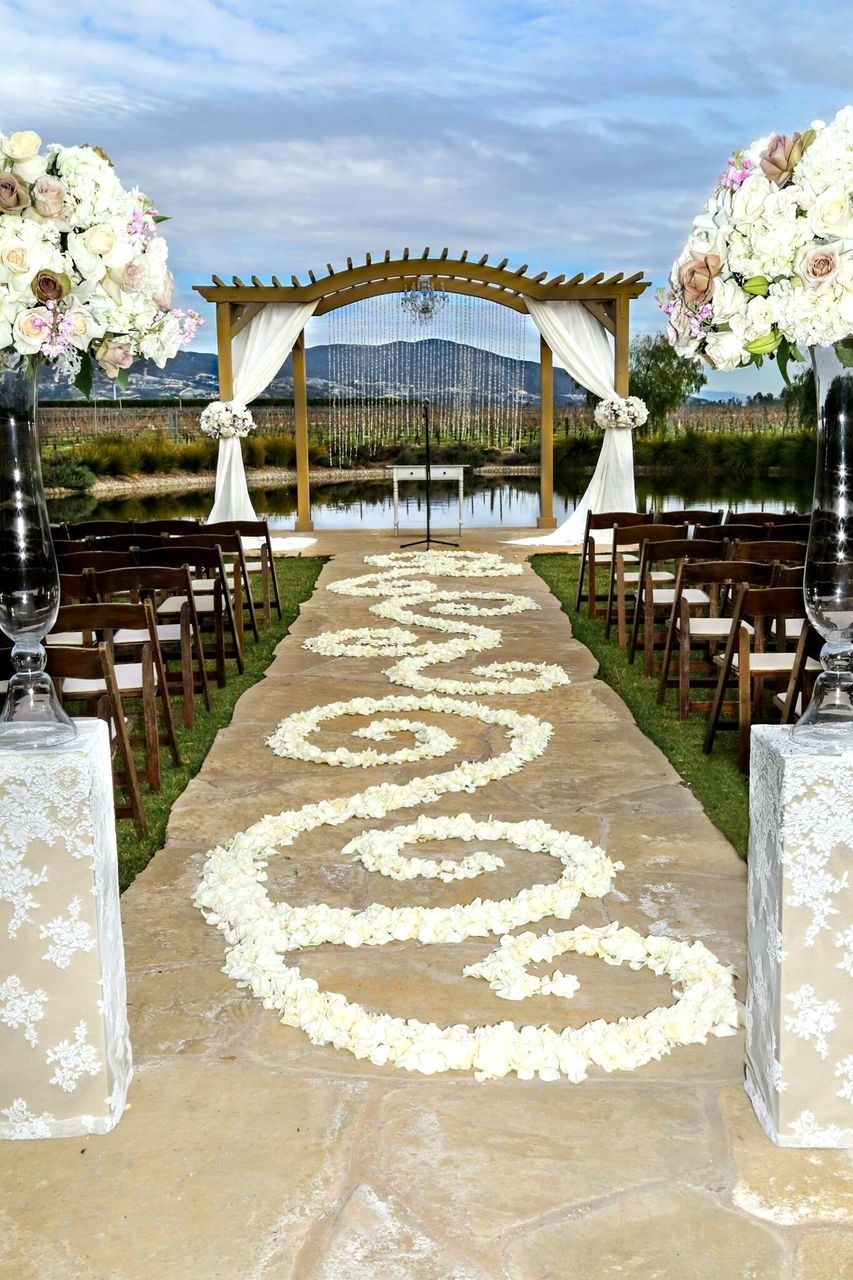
41, 339, 585, 404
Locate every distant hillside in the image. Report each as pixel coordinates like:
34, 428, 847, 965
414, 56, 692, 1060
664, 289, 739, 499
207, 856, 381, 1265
41, 339, 583, 404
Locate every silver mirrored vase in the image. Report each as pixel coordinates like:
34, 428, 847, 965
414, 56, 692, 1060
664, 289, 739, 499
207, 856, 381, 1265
796, 343, 853, 737
0, 362, 77, 749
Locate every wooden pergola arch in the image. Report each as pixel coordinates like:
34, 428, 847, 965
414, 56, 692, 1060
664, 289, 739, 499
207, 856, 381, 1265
195, 249, 650, 532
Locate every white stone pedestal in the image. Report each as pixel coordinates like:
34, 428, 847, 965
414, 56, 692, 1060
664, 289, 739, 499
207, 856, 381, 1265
0, 719, 132, 1139
746, 725, 853, 1147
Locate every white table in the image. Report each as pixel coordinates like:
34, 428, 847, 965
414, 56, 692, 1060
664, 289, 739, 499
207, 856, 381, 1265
746, 725, 853, 1147
387, 465, 467, 535
0, 720, 132, 1139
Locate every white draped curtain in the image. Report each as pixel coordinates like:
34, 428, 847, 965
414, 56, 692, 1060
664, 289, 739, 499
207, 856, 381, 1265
207, 302, 317, 525
512, 299, 636, 547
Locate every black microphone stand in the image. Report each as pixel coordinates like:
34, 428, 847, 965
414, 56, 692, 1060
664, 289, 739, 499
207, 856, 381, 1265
402, 398, 457, 549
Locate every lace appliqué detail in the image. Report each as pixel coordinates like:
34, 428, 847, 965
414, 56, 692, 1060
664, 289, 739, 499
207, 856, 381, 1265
0, 975, 47, 1046
39, 898, 96, 969
46, 1020, 101, 1093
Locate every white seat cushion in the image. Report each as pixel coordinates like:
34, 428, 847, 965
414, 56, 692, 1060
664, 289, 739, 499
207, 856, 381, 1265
46, 631, 86, 647
114, 625, 182, 645
729, 652, 821, 673
624, 570, 674, 583
62, 662, 156, 696
245, 560, 263, 573
161, 594, 220, 616
679, 616, 754, 638
651, 588, 710, 607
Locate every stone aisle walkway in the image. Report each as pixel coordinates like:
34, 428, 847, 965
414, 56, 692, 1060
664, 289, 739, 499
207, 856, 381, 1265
1, 531, 851, 1280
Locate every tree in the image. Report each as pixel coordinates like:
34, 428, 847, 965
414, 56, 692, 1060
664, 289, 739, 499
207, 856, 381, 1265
628, 333, 707, 433
780, 366, 817, 430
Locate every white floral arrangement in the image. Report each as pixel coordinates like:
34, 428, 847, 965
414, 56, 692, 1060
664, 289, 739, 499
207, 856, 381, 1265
199, 400, 255, 440
593, 395, 649, 431
195, 550, 739, 1083
0, 127, 201, 392
661, 104, 853, 374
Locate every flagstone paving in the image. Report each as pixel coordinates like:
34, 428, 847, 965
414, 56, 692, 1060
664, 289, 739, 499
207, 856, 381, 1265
1, 528, 852, 1280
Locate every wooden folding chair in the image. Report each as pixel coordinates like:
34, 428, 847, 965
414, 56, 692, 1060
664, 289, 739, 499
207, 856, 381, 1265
86, 564, 210, 728
629, 538, 720, 674
46, 643, 147, 838
657, 560, 774, 717
776, 622, 824, 723
205, 519, 283, 624
132, 518, 202, 536
657, 508, 723, 527
764, 521, 811, 541
51, 600, 181, 790
63, 519, 135, 540
136, 544, 237, 680
605, 523, 688, 646
693, 523, 765, 546
703, 585, 818, 768
169, 531, 259, 643
574, 511, 649, 617
725, 510, 804, 526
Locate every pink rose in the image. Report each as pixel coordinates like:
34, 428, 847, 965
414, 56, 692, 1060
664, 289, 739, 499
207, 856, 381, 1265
108, 259, 145, 294
95, 339, 133, 378
759, 130, 814, 187
795, 243, 840, 288
679, 253, 721, 305
31, 175, 66, 218
0, 174, 29, 213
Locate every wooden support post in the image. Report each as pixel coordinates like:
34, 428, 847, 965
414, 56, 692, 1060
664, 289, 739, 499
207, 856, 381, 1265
216, 303, 234, 399
537, 335, 556, 529
292, 330, 313, 532
614, 294, 630, 396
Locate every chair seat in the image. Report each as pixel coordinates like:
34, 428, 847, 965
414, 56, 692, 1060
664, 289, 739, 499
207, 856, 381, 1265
725, 652, 821, 673
624, 570, 674, 584
46, 630, 86, 647
678, 616, 754, 638
651, 588, 710, 607
245, 560, 263, 573
160, 594, 220, 616
114, 625, 182, 645
62, 662, 156, 696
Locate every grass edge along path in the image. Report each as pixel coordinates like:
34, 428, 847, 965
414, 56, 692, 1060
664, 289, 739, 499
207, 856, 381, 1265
116, 556, 327, 891
531, 553, 749, 858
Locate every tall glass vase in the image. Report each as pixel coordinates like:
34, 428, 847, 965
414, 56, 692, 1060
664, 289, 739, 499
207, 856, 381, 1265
796, 343, 853, 734
0, 362, 77, 749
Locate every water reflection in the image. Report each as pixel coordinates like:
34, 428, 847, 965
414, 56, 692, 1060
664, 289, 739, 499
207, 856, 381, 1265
49, 474, 812, 530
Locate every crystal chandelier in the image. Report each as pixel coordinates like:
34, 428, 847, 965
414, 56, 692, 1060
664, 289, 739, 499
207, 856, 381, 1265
400, 275, 449, 325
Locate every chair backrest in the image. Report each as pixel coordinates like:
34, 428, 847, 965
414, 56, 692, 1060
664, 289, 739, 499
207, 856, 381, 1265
132, 518, 202, 535
613, 522, 688, 549
86, 564, 191, 603
168, 530, 244, 557
771, 563, 805, 588
680, 559, 775, 588
64, 520, 133, 539
693, 523, 765, 544
764, 522, 811, 541
54, 600, 151, 636
136, 543, 224, 575
91, 533, 168, 552
45, 640, 113, 681
732, 540, 808, 565
726, 510, 801, 525
642, 538, 721, 566
658, 509, 723, 525
58, 571, 93, 604
204, 519, 270, 538
55, 549, 135, 574
730, 583, 806, 649
587, 511, 651, 532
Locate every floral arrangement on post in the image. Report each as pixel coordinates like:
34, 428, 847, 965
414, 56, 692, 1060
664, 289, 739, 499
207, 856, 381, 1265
0, 128, 201, 393
199, 401, 256, 440
660, 106, 853, 376
593, 395, 649, 431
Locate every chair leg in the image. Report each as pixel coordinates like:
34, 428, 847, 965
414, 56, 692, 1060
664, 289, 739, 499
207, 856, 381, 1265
105, 665, 147, 839
179, 606, 195, 729
575, 539, 588, 612
616, 557, 628, 649
738, 658, 752, 770
261, 550, 272, 628
268, 541, 283, 619
141, 646, 161, 792
657, 602, 678, 705
678, 619, 692, 720
704, 656, 732, 754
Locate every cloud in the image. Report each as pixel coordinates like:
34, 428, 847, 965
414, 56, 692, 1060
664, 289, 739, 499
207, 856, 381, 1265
2, 0, 848, 390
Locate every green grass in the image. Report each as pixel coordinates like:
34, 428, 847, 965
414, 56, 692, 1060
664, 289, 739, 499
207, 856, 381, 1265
531, 554, 749, 857
116, 556, 326, 890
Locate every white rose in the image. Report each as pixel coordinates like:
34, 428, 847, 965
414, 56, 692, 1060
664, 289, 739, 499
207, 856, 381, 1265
11, 306, 51, 355
731, 173, 773, 226
711, 278, 749, 324
83, 225, 116, 257
743, 296, 775, 341
2, 130, 41, 162
808, 184, 853, 239
704, 326, 747, 371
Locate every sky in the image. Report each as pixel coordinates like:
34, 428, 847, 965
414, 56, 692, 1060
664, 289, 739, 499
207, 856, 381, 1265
2, 0, 850, 395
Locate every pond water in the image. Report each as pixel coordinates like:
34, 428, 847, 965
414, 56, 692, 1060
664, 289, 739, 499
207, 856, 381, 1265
48, 472, 813, 531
